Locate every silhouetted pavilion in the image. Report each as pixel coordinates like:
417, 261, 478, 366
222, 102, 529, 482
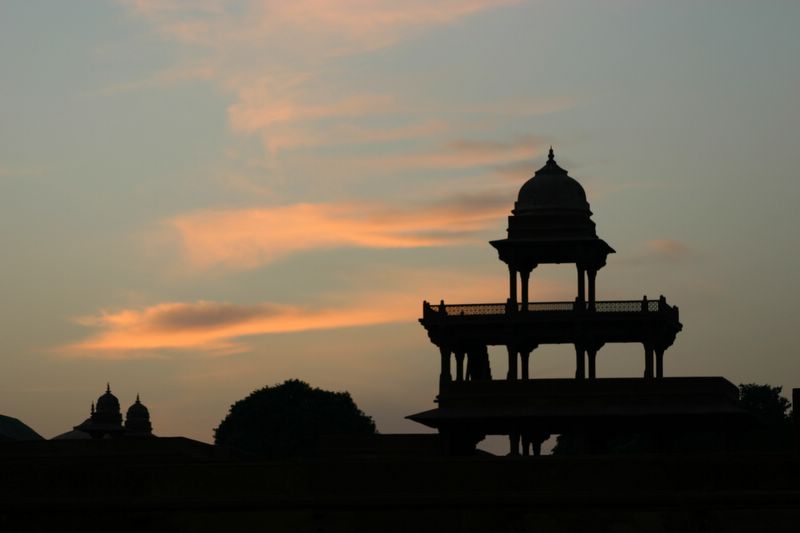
409, 149, 747, 454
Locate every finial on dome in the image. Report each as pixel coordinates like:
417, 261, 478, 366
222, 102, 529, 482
136, 394, 140, 403
548, 146, 555, 162
106, 382, 111, 393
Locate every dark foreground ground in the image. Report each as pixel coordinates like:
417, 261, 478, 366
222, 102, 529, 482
2, 439, 799, 533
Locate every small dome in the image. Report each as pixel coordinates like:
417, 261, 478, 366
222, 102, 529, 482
125, 394, 153, 436
126, 395, 150, 420
514, 148, 590, 214
95, 383, 120, 414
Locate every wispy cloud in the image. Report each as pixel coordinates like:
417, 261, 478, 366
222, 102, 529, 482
165, 195, 509, 272
97, 64, 215, 95
419, 136, 543, 169
122, 1, 521, 53
315, 136, 547, 178
67, 299, 402, 356
619, 239, 694, 266
116, 0, 536, 159
646, 239, 689, 258
64, 267, 556, 357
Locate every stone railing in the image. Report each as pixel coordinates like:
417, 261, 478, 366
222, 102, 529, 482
423, 296, 676, 319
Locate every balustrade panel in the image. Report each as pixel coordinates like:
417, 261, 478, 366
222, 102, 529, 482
429, 300, 671, 317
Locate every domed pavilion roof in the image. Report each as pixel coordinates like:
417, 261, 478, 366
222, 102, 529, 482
96, 383, 121, 414
514, 147, 590, 215
490, 147, 614, 269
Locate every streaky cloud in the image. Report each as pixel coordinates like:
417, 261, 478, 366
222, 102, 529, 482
166, 198, 509, 272
63, 268, 562, 357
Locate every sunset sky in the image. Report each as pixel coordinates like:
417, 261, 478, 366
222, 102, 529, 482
2, 1, 799, 443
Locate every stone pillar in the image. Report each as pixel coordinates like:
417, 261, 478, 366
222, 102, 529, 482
655, 348, 664, 378
509, 266, 517, 305
521, 434, 531, 457
587, 269, 597, 312
587, 348, 597, 379
577, 266, 586, 307
575, 344, 585, 379
643, 344, 654, 379
532, 439, 543, 457
506, 345, 517, 380
520, 269, 531, 311
509, 432, 521, 456
439, 346, 452, 385
520, 349, 531, 380
455, 351, 465, 382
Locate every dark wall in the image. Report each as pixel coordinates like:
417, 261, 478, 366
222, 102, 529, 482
2, 449, 799, 532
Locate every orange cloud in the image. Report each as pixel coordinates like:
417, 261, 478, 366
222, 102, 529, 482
618, 239, 693, 266
64, 267, 560, 357
228, 89, 393, 134
255, 119, 451, 154
646, 239, 691, 260
124, 1, 520, 52
311, 136, 546, 177
166, 196, 510, 271
67, 299, 406, 355
429, 137, 543, 169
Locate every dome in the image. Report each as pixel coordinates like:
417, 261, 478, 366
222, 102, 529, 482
124, 394, 153, 436
126, 395, 150, 420
514, 147, 590, 214
91, 383, 123, 429
95, 383, 120, 414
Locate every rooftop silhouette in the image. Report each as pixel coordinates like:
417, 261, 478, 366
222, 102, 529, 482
54, 384, 154, 440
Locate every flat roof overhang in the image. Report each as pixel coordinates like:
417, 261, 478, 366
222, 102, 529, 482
407, 377, 753, 434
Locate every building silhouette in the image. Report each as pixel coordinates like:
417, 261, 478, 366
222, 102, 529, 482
2, 150, 799, 532
54, 384, 154, 439
409, 148, 749, 454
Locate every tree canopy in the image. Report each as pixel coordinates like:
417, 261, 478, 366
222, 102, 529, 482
214, 379, 376, 457
737, 383, 792, 451
738, 383, 791, 425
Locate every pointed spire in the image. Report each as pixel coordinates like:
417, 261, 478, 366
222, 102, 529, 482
548, 146, 555, 162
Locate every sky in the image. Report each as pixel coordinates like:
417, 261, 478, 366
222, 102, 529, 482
1, 1, 799, 445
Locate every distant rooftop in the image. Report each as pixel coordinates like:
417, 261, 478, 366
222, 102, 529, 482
0, 414, 44, 442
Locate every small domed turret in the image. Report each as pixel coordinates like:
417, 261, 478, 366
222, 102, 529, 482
93, 383, 122, 426
71, 383, 124, 438
124, 394, 153, 436
490, 147, 615, 277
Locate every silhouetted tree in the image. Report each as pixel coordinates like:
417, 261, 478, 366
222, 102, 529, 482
738, 383, 791, 424
214, 379, 376, 457
738, 383, 792, 450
